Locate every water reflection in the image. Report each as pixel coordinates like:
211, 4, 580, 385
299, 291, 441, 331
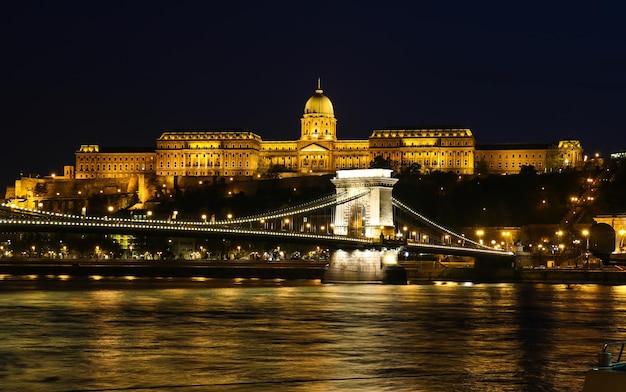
0, 283, 625, 391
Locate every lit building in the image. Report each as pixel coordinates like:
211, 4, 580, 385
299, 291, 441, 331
72, 82, 584, 180
475, 140, 584, 175
70, 81, 490, 180
369, 128, 475, 175
75, 145, 155, 179
155, 131, 262, 177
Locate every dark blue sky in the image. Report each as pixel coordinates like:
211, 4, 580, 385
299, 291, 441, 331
2, 1, 625, 187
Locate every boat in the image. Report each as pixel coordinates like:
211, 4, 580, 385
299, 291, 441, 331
583, 341, 626, 391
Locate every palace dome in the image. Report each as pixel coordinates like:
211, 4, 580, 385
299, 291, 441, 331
304, 88, 334, 116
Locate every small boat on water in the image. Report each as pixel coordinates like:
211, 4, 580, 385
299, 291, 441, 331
583, 341, 626, 391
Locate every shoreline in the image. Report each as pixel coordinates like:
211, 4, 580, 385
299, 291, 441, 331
1, 259, 626, 286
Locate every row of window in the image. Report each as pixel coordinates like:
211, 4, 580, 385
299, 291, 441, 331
371, 140, 472, 147
159, 152, 252, 159
477, 153, 544, 159
158, 143, 254, 149
79, 164, 151, 172
157, 171, 253, 176
77, 156, 151, 162
398, 151, 470, 157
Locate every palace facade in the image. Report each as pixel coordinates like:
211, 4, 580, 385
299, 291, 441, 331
68, 81, 582, 181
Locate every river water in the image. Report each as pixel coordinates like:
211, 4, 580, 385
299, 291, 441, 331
1, 280, 625, 392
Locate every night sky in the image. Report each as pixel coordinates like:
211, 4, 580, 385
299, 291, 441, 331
2, 1, 625, 188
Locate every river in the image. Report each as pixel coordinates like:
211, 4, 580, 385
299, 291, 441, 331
0, 280, 625, 391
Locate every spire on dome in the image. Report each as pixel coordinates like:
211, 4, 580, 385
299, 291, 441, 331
315, 77, 323, 94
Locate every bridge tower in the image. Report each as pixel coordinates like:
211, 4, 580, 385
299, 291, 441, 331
326, 169, 406, 283
331, 168, 398, 240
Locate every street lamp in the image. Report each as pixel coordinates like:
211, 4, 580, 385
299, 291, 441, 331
476, 230, 484, 245
502, 231, 511, 251
582, 229, 590, 251
582, 229, 590, 267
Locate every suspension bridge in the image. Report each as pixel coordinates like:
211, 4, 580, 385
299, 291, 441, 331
0, 169, 512, 260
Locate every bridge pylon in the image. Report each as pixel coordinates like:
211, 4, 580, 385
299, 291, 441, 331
331, 169, 398, 240
326, 169, 406, 284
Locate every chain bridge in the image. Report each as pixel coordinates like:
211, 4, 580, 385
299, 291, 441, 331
0, 169, 512, 261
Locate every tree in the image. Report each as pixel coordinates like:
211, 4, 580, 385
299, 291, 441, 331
474, 158, 489, 176
369, 155, 392, 169
545, 144, 561, 172
519, 165, 537, 175
400, 162, 421, 177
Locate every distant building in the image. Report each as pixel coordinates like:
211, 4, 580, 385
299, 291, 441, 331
475, 140, 584, 175
75, 145, 155, 179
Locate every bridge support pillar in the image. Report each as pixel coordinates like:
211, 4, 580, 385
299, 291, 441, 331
324, 248, 407, 284
331, 169, 398, 239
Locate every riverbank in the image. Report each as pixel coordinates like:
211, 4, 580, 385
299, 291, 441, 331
1, 259, 626, 286
0, 259, 329, 282
401, 261, 626, 285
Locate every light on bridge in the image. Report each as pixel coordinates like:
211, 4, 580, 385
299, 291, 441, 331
476, 230, 484, 245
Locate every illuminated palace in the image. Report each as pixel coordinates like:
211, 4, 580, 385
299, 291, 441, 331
71, 81, 583, 182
